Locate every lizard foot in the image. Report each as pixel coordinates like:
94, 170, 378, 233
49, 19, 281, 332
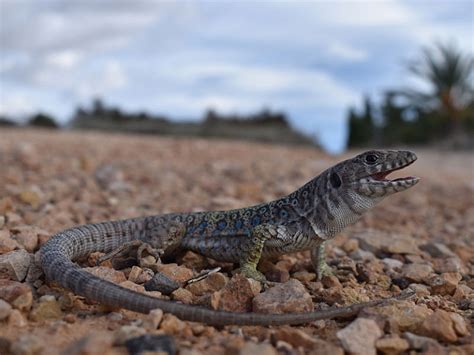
96, 240, 143, 268
316, 262, 334, 281
238, 266, 276, 290
239, 265, 267, 283
97, 240, 162, 270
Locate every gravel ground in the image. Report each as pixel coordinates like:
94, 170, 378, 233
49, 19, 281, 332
0, 128, 472, 355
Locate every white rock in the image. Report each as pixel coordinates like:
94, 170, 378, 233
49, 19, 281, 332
337, 318, 383, 355
0, 249, 31, 281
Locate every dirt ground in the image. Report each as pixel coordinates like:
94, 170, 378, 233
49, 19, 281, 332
0, 128, 472, 354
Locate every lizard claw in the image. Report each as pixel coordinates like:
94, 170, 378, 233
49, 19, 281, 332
239, 266, 267, 282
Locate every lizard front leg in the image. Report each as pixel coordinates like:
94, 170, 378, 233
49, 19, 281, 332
239, 224, 276, 282
311, 241, 333, 280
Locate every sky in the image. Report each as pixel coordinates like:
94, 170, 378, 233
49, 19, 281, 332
0, 0, 473, 152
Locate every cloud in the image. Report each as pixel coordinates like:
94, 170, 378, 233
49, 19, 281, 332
74, 61, 128, 99
165, 63, 357, 107
0, 0, 165, 52
45, 50, 83, 70
0, 93, 34, 117
318, 0, 416, 27
327, 42, 368, 62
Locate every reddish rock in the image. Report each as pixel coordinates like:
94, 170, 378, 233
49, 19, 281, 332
186, 272, 228, 296
128, 265, 152, 284
420, 309, 460, 343
30, 295, 63, 322
0, 279, 33, 311
375, 336, 410, 354
292, 271, 316, 282
86, 251, 107, 267
272, 327, 317, 349
275, 258, 296, 272
156, 263, 194, 284
253, 279, 313, 314
0, 230, 20, 253
321, 275, 342, 289
427, 272, 461, 295
433, 257, 465, 273
5, 212, 21, 227
211, 274, 261, 312
160, 314, 191, 336
408, 283, 431, 297
259, 260, 290, 282
356, 231, 420, 255
265, 267, 290, 283
449, 312, 469, 337
239, 342, 276, 355
8, 309, 27, 327
307, 339, 344, 355
336, 256, 358, 275
0, 197, 13, 214
18, 189, 42, 209
171, 287, 194, 304
83, 266, 127, 284
179, 251, 208, 270
10, 225, 48, 252
363, 300, 432, 332
356, 262, 378, 283
403, 331, 441, 351
342, 238, 359, 253
452, 284, 472, 302
451, 244, 474, 264
401, 263, 434, 283
119, 280, 161, 299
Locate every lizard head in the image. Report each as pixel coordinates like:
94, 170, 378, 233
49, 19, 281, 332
333, 150, 420, 198
310, 150, 419, 238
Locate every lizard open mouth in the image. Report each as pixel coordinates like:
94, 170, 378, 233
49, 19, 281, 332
369, 159, 418, 184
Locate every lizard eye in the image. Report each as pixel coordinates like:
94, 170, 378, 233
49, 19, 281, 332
365, 154, 378, 164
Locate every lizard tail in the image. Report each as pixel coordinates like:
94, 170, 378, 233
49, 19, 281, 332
41, 219, 408, 326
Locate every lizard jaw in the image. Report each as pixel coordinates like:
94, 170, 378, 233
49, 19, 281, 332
370, 159, 419, 184
367, 154, 420, 188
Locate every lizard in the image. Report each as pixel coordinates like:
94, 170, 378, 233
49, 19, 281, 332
40, 149, 419, 326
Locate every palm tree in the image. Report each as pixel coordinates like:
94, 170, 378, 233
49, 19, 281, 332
400, 42, 473, 131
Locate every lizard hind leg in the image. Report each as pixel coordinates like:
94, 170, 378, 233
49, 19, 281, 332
140, 221, 186, 258
96, 221, 186, 269
96, 239, 144, 269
